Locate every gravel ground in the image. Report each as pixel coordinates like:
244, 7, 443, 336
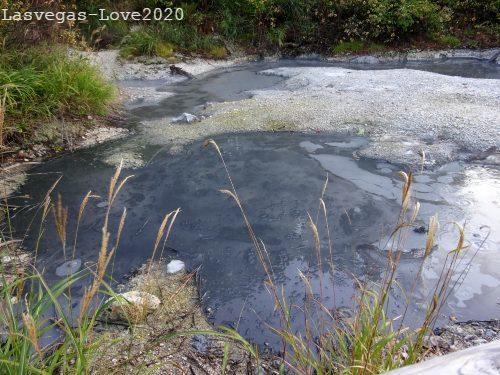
76, 48, 500, 169
81, 49, 252, 82
326, 48, 500, 64
141, 65, 499, 168
426, 320, 500, 356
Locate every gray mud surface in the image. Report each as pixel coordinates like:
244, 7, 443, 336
9, 56, 500, 349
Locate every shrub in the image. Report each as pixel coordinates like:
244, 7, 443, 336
208, 45, 229, 59
0, 46, 114, 136
434, 34, 462, 47
332, 40, 365, 54
155, 41, 175, 59
119, 30, 159, 58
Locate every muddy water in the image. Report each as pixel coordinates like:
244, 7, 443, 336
11, 59, 500, 348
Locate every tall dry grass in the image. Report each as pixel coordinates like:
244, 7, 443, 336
0, 138, 481, 374
203, 139, 476, 374
0, 88, 5, 148
0, 160, 183, 373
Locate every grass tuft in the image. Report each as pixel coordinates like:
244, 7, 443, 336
0, 46, 115, 144
204, 139, 476, 374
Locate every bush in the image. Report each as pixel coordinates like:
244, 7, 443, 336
208, 45, 229, 59
119, 30, 159, 58
0, 47, 115, 134
434, 33, 462, 47
331, 40, 365, 54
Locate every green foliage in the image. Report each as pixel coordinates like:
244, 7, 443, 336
159, 0, 496, 51
0, 269, 108, 373
331, 41, 386, 54
0, 46, 114, 136
208, 45, 229, 59
1, 0, 498, 53
153, 23, 225, 56
119, 21, 226, 58
434, 33, 462, 47
332, 40, 365, 54
119, 30, 160, 58
0, 164, 133, 373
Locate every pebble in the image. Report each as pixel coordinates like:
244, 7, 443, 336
55, 259, 82, 277
106, 291, 161, 324
472, 338, 488, 345
191, 334, 209, 354
172, 113, 199, 124
166, 259, 185, 274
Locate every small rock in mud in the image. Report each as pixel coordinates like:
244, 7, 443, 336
166, 259, 185, 274
413, 225, 427, 234
350, 56, 380, 64
55, 259, 82, 277
172, 112, 200, 124
191, 334, 210, 354
105, 291, 161, 324
428, 320, 500, 356
77, 126, 129, 149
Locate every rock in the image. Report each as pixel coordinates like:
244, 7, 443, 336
166, 260, 185, 274
106, 291, 161, 324
350, 55, 380, 64
1, 252, 30, 266
484, 330, 496, 339
191, 334, 209, 354
472, 338, 488, 345
424, 335, 450, 349
55, 259, 82, 277
413, 225, 427, 234
172, 113, 199, 124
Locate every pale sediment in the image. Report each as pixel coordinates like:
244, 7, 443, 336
138, 66, 499, 168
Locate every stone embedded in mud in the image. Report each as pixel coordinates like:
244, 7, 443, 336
350, 55, 380, 64
106, 291, 161, 324
55, 259, 82, 277
172, 113, 200, 124
424, 335, 450, 350
166, 260, 185, 274
191, 334, 210, 354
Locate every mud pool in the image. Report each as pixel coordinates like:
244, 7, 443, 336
10, 58, 500, 349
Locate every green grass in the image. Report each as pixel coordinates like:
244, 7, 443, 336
119, 26, 227, 60
0, 46, 115, 139
331, 41, 385, 55
0, 163, 145, 373
119, 30, 170, 59
434, 34, 462, 48
208, 45, 229, 59
331, 41, 366, 54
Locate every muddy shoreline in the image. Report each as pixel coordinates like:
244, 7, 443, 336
2, 47, 498, 198
2, 47, 499, 372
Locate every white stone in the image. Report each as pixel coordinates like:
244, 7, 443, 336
166, 260, 185, 274
56, 259, 82, 277
172, 113, 199, 124
106, 291, 161, 323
